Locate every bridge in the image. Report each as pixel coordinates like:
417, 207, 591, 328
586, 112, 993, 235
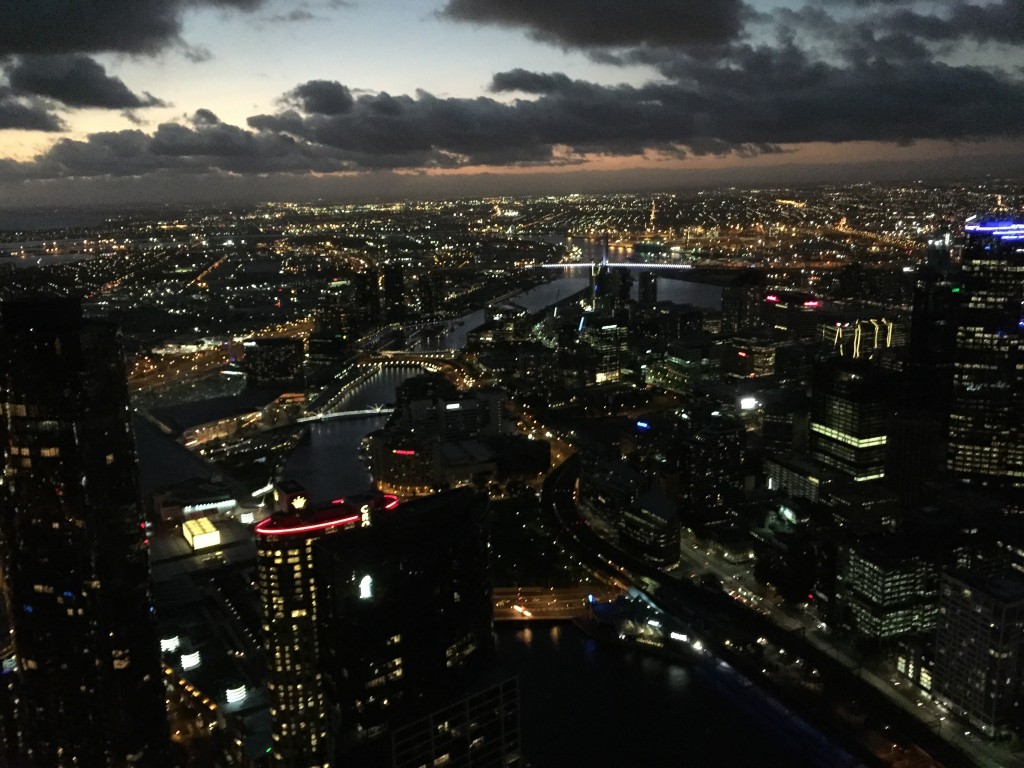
493, 585, 622, 622
298, 406, 395, 423
539, 261, 694, 271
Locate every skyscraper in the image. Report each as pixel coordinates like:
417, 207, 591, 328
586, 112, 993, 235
933, 571, 1024, 738
313, 488, 495, 758
808, 357, 895, 482
256, 481, 356, 768
0, 297, 169, 766
947, 216, 1024, 491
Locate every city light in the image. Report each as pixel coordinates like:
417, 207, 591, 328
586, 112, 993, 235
255, 514, 361, 537
181, 651, 201, 670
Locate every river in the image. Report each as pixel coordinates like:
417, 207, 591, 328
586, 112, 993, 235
496, 624, 806, 767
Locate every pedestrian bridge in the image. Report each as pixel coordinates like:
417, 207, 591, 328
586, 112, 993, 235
298, 406, 395, 423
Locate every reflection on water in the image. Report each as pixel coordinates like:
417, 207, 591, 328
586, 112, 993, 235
414, 277, 590, 351
284, 366, 423, 501
495, 624, 802, 768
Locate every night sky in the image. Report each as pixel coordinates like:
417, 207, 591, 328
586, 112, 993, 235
1, 0, 1023, 205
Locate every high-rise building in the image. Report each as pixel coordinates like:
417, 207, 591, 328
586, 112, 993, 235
313, 489, 494, 751
382, 265, 406, 324
947, 216, 1024, 491
637, 271, 658, 308
836, 539, 939, 640
808, 357, 896, 482
0, 297, 169, 766
933, 571, 1024, 738
582, 319, 627, 384
256, 480, 357, 768
242, 337, 306, 389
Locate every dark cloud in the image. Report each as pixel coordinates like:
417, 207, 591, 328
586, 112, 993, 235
490, 70, 574, 94
786, 0, 1024, 47
5, 55, 164, 109
441, 0, 747, 48
285, 80, 354, 115
11, 119, 349, 180
0, 0, 266, 56
884, 1, 1024, 46
0, 88, 65, 132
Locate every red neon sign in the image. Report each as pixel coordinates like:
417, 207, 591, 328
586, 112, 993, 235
255, 514, 360, 537
737, 351, 748, 358
383, 494, 400, 511
765, 294, 780, 303
393, 449, 416, 456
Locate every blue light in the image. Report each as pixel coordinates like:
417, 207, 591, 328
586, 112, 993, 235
636, 420, 651, 431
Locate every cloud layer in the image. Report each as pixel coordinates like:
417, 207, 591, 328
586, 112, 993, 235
1, 0, 1023, 190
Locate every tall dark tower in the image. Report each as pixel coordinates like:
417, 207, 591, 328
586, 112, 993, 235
809, 357, 896, 483
382, 265, 406, 324
948, 217, 1024, 491
0, 298, 169, 767
637, 271, 658, 308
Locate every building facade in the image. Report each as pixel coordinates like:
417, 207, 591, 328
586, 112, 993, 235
947, 217, 1024, 491
933, 571, 1024, 738
0, 298, 169, 766
256, 481, 360, 768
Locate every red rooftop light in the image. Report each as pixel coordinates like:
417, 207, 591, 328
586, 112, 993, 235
255, 514, 360, 537
802, 300, 822, 308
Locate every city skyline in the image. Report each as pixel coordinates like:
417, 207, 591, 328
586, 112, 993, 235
1, 0, 1024, 207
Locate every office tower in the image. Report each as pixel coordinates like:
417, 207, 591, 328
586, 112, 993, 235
933, 571, 1024, 738
808, 357, 896, 482
256, 481, 352, 768
0, 297, 169, 766
836, 539, 939, 640
313, 489, 493, 751
618, 490, 680, 567
721, 283, 762, 333
242, 337, 305, 389
675, 413, 744, 526
582, 320, 627, 384
634, 270, 656, 309
382, 265, 406, 324
947, 217, 1024, 491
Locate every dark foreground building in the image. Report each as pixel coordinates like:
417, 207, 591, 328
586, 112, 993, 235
315, 489, 496, 754
0, 298, 169, 766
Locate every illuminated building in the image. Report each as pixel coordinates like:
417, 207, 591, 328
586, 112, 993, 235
724, 335, 777, 378
242, 337, 305, 389
313, 489, 493, 753
933, 571, 1024, 738
808, 357, 895, 482
947, 216, 1024, 490
618, 490, 680, 567
0, 297, 170, 766
582, 319, 627, 384
762, 289, 825, 338
836, 539, 938, 639
256, 481, 360, 768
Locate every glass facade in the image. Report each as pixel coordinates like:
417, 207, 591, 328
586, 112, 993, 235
948, 218, 1024, 489
0, 298, 169, 766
